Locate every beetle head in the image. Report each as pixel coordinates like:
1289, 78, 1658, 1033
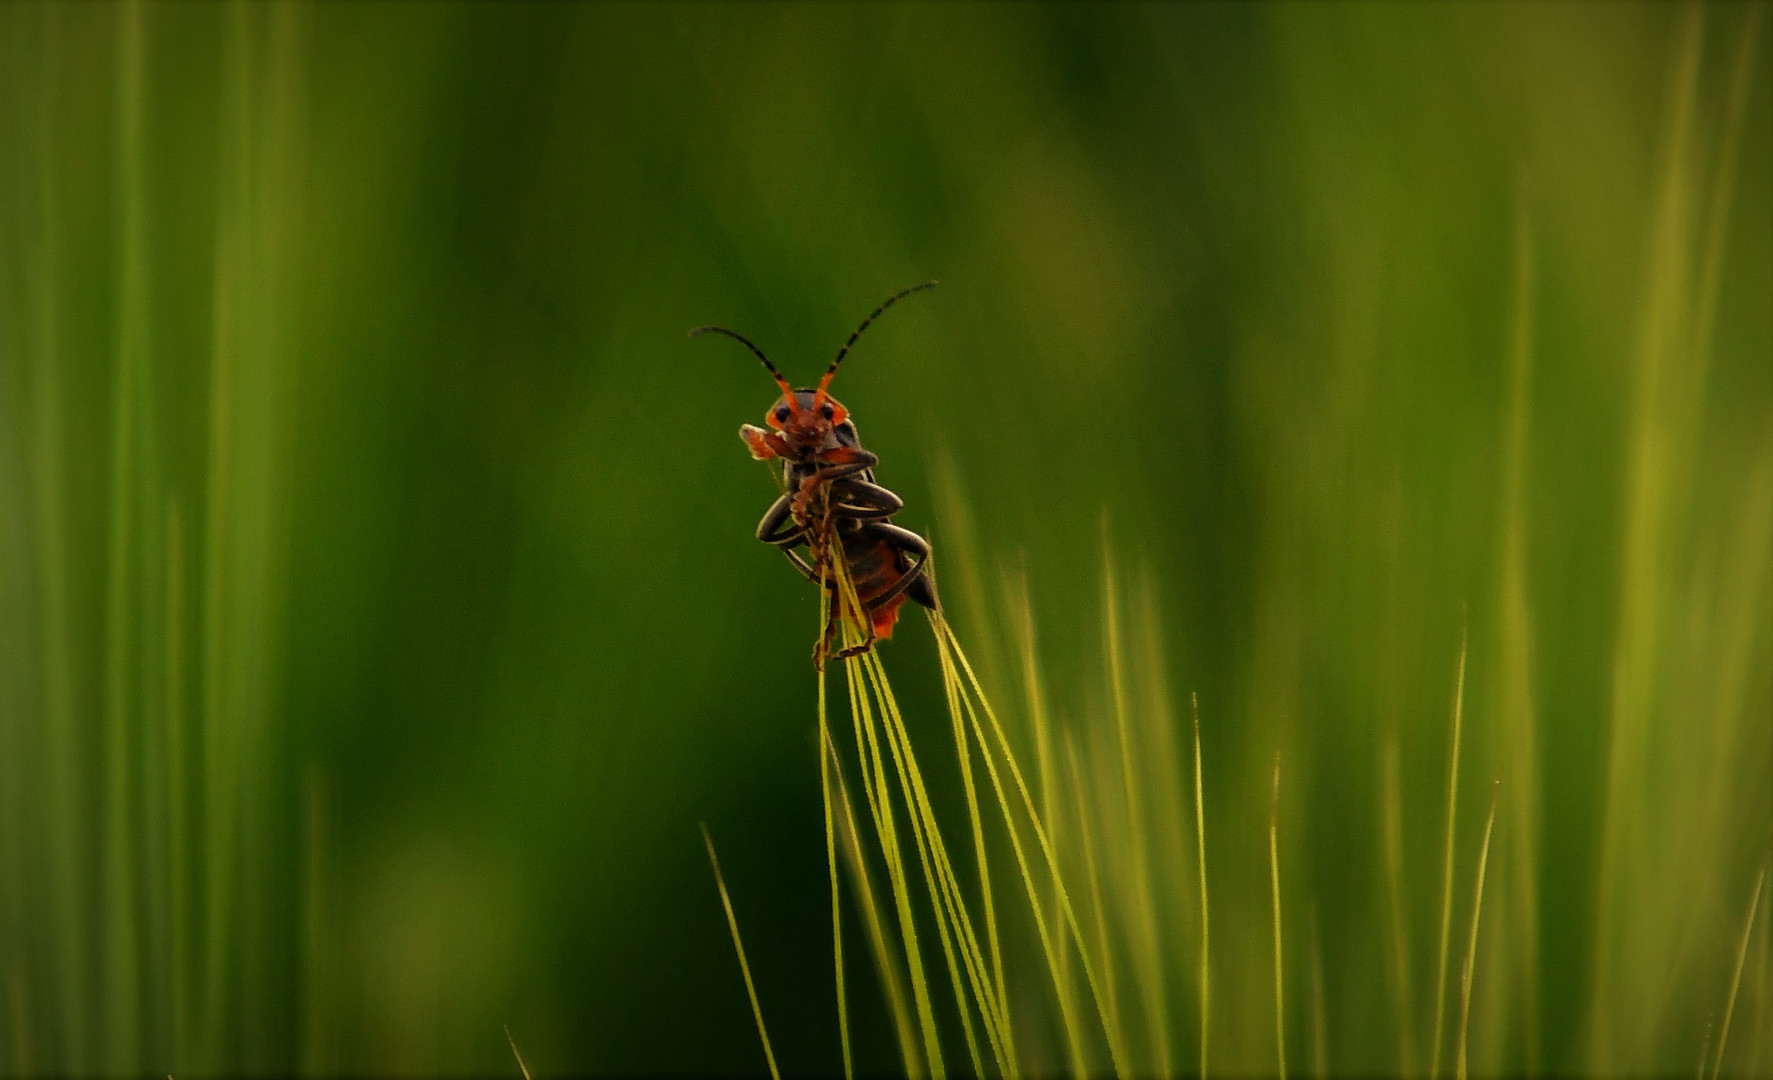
765, 389, 847, 454
692, 280, 936, 458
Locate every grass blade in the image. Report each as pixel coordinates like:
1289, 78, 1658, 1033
1457, 783, 1499, 1080
504, 1024, 534, 1080
818, 585, 853, 1080
1709, 863, 1766, 1080
1270, 756, 1286, 1080
700, 823, 780, 1080
826, 729, 923, 1079
1192, 693, 1209, 1080
1431, 635, 1468, 1080
939, 613, 1122, 1078
1102, 540, 1169, 1075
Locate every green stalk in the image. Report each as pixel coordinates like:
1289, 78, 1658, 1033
701, 824, 780, 1080
1709, 865, 1766, 1080
1270, 757, 1286, 1080
818, 583, 852, 1080
1456, 786, 1499, 1080
1430, 636, 1467, 1080
1192, 694, 1210, 1080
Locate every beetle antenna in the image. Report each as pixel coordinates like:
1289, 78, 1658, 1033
816, 280, 937, 407
690, 324, 798, 408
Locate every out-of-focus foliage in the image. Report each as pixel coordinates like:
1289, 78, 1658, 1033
0, 1, 1767, 1075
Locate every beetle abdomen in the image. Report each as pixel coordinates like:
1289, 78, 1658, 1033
842, 533, 909, 640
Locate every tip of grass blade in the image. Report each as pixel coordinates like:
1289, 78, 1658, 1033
504, 1024, 534, 1080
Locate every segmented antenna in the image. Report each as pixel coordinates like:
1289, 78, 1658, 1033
815, 280, 938, 407
690, 324, 798, 408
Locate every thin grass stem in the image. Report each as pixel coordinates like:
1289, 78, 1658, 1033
1696, 1018, 1715, 1080
1192, 693, 1210, 1080
826, 730, 923, 1079
1010, 567, 1074, 1053
938, 614, 1128, 1079
857, 649, 989, 1078
1710, 864, 1766, 1080
1102, 542, 1169, 1076
700, 824, 780, 1080
504, 1024, 534, 1080
1751, 881, 1769, 1080
943, 615, 1008, 1053
1270, 756, 1286, 1080
1064, 730, 1120, 1075
837, 566, 999, 1076
1431, 635, 1468, 1080
846, 646, 943, 1079
840, 587, 1007, 1071
817, 582, 853, 1080
1456, 783, 1499, 1080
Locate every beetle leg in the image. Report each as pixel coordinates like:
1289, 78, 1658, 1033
826, 479, 903, 521
859, 523, 938, 611
781, 546, 821, 585
808, 445, 880, 483
740, 424, 790, 462
756, 493, 806, 546
834, 615, 879, 660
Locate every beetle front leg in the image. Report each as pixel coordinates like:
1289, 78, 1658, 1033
740, 424, 791, 462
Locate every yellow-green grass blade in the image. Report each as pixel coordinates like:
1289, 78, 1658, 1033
1430, 636, 1468, 1080
864, 649, 1005, 1077
939, 594, 1010, 1059
832, 562, 944, 1080
700, 823, 781, 1080
931, 601, 1014, 1059
827, 727, 923, 1079
937, 614, 1125, 1079
1063, 729, 1120, 1078
1101, 541, 1169, 1076
1006, 563, 1072, 1040
1457, 785, 1499, 1080
1709, 864, 1766, 1080
1270, 757, 1286, 1080
1749, 875, 1768, 1080
855, 649, 987, 1079
858, 649, 999, 1078
832, 555, 1004, 1077
1192, 694, 1209, 1080
504, 1024, 534, 1080
848, 656, 943, 1079
868, 638, 1013, 1069
818, 576, 853, 1080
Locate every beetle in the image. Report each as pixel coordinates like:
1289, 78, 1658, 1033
692, 282, 939, 666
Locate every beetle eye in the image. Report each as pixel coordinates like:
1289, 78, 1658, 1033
821, 403, 835, 419
774, 406, 791, 422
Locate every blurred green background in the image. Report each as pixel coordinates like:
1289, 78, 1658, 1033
1, 1, 1768, 1075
